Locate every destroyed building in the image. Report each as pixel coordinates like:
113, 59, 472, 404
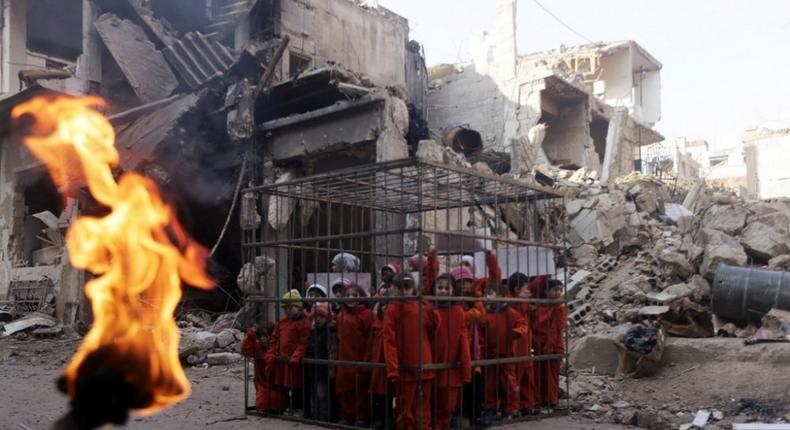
0, 0, 427, 325
742, 127, 790, 199
426, 0, 663, 184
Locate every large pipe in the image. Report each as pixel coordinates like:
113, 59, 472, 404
712, 264, 790, 322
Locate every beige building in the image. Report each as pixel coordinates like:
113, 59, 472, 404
426, 0, 663, 183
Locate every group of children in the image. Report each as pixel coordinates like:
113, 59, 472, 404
241, 251, 567, 429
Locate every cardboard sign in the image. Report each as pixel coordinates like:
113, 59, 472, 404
473, 246, 556, 279
435, 227, 493, 254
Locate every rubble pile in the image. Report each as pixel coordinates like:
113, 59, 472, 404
177, 311, 244, 367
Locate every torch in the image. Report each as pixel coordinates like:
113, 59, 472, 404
12, 95, 214, 429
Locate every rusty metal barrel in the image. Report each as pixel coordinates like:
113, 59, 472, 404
712, 264, 790, 322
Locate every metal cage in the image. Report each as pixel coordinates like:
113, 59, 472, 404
241, 158, 569, 429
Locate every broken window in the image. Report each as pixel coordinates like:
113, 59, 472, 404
26, 0, 83, 61
14, 167, 63, 266
289, 51, 312, 78
590, 118, 609, 165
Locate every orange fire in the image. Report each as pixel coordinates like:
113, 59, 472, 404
12, 95, 214, 414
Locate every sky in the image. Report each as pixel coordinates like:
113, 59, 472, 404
377, 0, 790, 150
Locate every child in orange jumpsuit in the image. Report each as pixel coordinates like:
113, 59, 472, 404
432, 273, 472, 430
384, 272, 439, 430
508, 272, 538, 415
306, 302, 337, 422
335, 280, 373, 426
450, 251, 501, 425
479, 283, 528, 425
241, 321, 287, 412
368, 286, 395, 430
264, 289, 312, 417
533, 279, 567, 410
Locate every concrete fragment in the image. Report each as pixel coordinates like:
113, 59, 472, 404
569, 334, 620, 375
692, 409, 710, 427
638, 305, 670, 316
215, 328, 237, 349
566, 269, 593, 298
702, 205, 748, 236
571, 244, 598, 267
1, 313, 57, 336
741, 221, 790, 261
656, 248, 694, 279
570, 303, 593, 325
769, 255, 790, 270
700, 241, 749, 279
206, 352, 243, 365
416, 139, 444, 163
94, 13, 178, 103
565, 199, 584, 218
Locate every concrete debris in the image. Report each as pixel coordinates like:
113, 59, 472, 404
1, 312, 57, 336
94, 13, 179, 103
237, 255, 275, 295
268, 170, 298, 230
691, 409, 710, 427
741, 220, 790, 261
702, 204, 748, 236
206, 352, 243, 366
700, 240, 749, 280
768, 254, 790, 270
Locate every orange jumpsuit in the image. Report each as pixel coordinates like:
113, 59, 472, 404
264, 313, 311, 390
368, 315, 393, 396
336, 304, 373, 423
384, 301, 439, 430
481, 304, 528, 415
433, 304, 472, 429
241, 328, 287, 412
532, 303, 567, 407
514, 303, 536, 411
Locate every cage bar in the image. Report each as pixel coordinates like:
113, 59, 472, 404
241, 158, 569, 429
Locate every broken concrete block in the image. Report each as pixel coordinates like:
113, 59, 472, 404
565, 199, 584, 218
740, 221, 790, 261
566, 269, 593, 297
768, 255, 790, 271
638, 305, 670, 316
628, 182, 659, 215
215, 328, 237, 349
656, 248, 694, 279
571, 244, 598, 267
570, 303, 592, 325
702, 204, 748, 236
416, 139, 444, 163
700, 242, 749, 279
569, 334, 619, 375
688, 275, 712, 302
207, 352, 243, 365
94, 13, 178, 103
1, 313, 57, 336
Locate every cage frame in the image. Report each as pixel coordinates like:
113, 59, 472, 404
240, 157, 571, 429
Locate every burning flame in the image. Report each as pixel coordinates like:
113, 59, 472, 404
12, 95, 214, 414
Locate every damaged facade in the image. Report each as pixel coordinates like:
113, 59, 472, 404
742, 127, 790, 199
426, 0, 663, 185
0, 0, 426, 325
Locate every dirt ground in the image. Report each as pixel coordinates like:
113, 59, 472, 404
1, 336, 633, 430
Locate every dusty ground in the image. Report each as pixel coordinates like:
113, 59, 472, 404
1, 336, 632, 430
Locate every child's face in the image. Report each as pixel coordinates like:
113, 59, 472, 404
345, 288, 360, 307
461, 279, 474, 296
331, 264, 341, 273
435, 279, 452, 297
399, 282, 416, 296
517, 284, 531, 299
547, 286, 563, 300
485, 288, 499, 300
314, 314, 327, 328
286, 305, 300, 317
381, 267, 394, 281
307, 290, 322, 299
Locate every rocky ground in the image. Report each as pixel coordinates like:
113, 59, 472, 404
1, 336, 629, 430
